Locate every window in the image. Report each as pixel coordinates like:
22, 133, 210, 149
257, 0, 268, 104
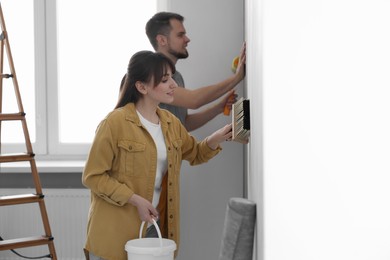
1, 0, 162, 161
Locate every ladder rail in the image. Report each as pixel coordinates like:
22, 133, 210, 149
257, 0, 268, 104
0, 3, 33, 155
0, 2, 57, 259
0, 3, 24, 114
0, 32, 4, 154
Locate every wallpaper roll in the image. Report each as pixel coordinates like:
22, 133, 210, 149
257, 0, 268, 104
219, 197, 256, 260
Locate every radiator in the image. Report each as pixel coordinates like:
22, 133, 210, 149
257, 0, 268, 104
0, 188, 90, 260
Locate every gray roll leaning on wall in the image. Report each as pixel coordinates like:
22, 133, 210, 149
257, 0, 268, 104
219, 197, 257, 260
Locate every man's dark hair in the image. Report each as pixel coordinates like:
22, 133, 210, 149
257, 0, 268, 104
145, 12, 184, 50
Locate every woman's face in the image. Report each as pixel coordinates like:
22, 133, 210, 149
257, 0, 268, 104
145, 67, 177, 104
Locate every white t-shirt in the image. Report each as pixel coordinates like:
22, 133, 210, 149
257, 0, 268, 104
137, 110, 167, 208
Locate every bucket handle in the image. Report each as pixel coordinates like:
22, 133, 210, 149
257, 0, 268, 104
139, 219, 163, 248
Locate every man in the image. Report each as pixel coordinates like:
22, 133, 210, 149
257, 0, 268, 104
145, 12, 246, 131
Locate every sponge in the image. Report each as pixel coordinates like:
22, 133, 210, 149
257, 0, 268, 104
223, 91, 236, 116
231, 56, 239, 73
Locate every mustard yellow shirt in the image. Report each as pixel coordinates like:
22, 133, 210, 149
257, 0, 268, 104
82, 103, 221, 260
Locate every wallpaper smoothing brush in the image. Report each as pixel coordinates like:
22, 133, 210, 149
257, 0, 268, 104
232, 97, 250, 143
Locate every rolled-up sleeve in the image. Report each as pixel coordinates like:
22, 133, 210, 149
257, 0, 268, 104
179, 122, 222, 165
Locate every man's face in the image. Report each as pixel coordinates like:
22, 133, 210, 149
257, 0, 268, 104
166, 19, 191, 59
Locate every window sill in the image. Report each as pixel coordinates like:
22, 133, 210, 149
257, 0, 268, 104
0, 160, 86, 173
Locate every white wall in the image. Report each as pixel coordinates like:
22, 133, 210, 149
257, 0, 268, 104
245, 0, 263, 259
247, 0, 390, 259
164, 1, 246, 259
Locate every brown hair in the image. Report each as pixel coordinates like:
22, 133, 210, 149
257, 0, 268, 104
116, 51, 175, 109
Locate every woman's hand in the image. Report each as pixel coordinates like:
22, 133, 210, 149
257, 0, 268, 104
128, 194, 158, 223
206, 124, 233, 150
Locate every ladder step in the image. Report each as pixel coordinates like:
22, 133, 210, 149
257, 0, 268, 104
0, 236, 54, 251
0, 73, 13, 78
0, 153, 34, 163
0, 112, 25, 121
0, 193, 44, 206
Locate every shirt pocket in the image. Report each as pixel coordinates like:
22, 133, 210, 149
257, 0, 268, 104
172, 139, 183, 174
118, 140, 146, 177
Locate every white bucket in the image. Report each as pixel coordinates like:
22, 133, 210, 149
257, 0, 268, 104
125, 219, 176, 260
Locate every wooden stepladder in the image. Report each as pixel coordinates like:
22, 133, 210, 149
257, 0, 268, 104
0, 3, 57, 259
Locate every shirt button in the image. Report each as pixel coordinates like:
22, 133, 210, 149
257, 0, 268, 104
170, 214, 173, 219
170, 233, 174, 237
129, 145, 132, 150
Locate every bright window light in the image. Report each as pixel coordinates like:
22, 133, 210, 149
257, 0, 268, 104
56, 0, 156, 143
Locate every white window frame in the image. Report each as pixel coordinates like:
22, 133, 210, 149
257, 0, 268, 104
2, 0, 169, 167
35, 0, 49, 157
45, 0, 86, 158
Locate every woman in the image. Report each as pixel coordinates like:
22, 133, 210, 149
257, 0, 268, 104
82, 50, 232, 260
